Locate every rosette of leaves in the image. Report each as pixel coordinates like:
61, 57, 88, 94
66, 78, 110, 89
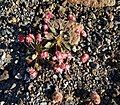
45, 19, 72, 52
45, 19, 84, 52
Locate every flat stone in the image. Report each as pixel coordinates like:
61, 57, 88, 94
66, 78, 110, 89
10, 83, 16, 89
0, 70, 9, 81
40, 102, 47, 105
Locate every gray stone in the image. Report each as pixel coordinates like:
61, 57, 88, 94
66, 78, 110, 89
40, 102, 47, 105
10, 83, 16, 89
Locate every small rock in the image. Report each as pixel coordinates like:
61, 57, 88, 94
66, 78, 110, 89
40, 102, 47, 105
15, 73, 22, 79
0, 101, 5, 105
0, 70, 9, 81
53, 74, 58, 80
72, 46, 77, 52
10, 83, 16, 89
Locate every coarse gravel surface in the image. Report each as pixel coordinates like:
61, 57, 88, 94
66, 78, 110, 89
0, 0, 120, 105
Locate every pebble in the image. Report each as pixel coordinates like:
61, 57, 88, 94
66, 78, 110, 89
72, 46, 77, 52
0, 70, 9, 81
0, 101, 5, 105
40, 102, 47, 105
53, 74, 58, 80
15, 73, 22, 79
10, 83, 16, 89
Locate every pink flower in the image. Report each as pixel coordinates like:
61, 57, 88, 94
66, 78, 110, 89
44, 18, 50, 23
75, 28, 83, 35
81, 30, 87, 37
67, 52, 72, 60
54, 66, 63, 74
18, 35, 25, 42
35, 34, 42, 42
68, 14, 76, 21
55, 51, 63, 60
40, 51, 49, 59
28, 67, 38, 79
45, 11, 53, 19
65, 64, 70, 70
43, 24, 49, 31
44, 31, 49, 35
62, 53, 68, 59
81, 53, 90, 63
28, 34, 35, 40
26, 34, 35, 43
52, 56, 57, 61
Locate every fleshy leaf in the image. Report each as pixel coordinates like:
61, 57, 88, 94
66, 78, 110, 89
62, 41, 71, 51
50, 27, 56, 34
44, 42, 52, 48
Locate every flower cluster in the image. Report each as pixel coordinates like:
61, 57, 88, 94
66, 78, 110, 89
18, 11, 89, 79
18, 33, 42, 44
52, 51, 72, 73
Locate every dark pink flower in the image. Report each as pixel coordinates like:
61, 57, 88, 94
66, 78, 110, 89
81, 53, 89, 63
35, 34, 42, 42
40, 51, 49, 59
68, 14, 76, 21
26, 36, 33, 43
18, 35, 25, 42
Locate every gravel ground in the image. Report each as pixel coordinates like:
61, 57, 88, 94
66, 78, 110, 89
0, 0, 120, 105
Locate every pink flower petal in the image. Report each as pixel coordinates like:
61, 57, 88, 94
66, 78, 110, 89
30, 71, 38, 79
28, 34, 35, 40
81, 54, 90, 63
18, 35, 25, 42
40, 51, 49, 59
54, 67, 63, 73
43, 24, 49, 31
45, 11, 53, 19
26, 36, 33, 43
36, 34, 42, 42
81, 30, 87, 37
68, 14, 76, 21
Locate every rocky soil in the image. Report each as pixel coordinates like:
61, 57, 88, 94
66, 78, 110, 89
0, 0, 120, 105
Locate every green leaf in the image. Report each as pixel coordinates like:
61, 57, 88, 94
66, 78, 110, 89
50, 27, 56, 34
62, 41, 71, 51
44, 42, 52, 48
